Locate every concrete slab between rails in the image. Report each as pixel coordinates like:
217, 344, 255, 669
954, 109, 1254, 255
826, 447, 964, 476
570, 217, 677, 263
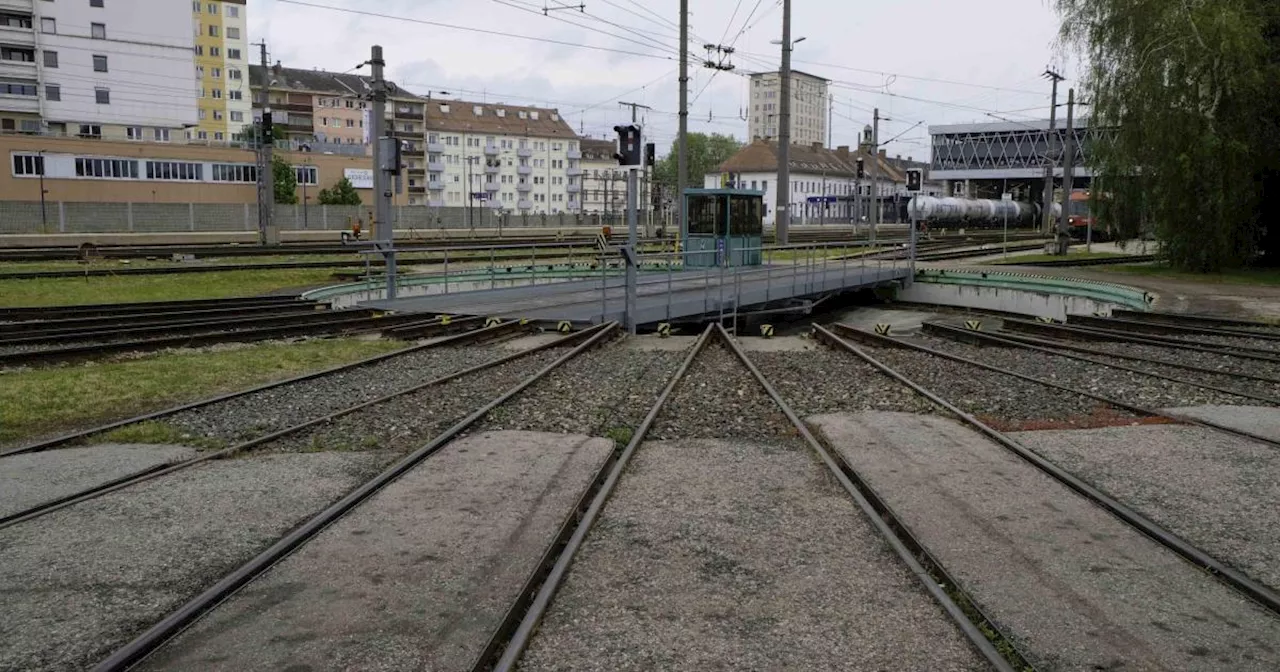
623, 335, 699, 351
809, 411, 1280, 671
138, 431, 613, 672
734, 335, 818, 352
496, 332, 566, 351
832, 306, 940, 334
1158, 405, 1280, 443
1009, 423, 1280, 591
0, 451, 389, 672
0, 443, 196, 520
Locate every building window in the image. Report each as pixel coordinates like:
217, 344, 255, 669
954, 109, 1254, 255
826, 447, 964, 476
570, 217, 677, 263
208, 25, 218, 37
227, 68, 241, 80
40, 17, 55, 34
210, 67, 220, 78
196, 66, 204, 78
12, 154, 44, 176
78, 124, 102, 138
228, 5, 239, 17
228, 48, 241, 60
154, 128, 170, 142
146, 161, 203, 181
212, 164, 258, 182
0, 13, 32, 28
228, 90, 242, 100
209, 46, 220, 57
75, 157, 138, 179
126, 126, 142, 140
197, 130, 207, 139
212, 89, 222, 99
295, 165, 318, 185
226, 26, 239, 39
0, 79, 37, 96
45, 84, 60, 101
207, 3, 217, 14
213, 110, 223, 120
91, 23, 106, 39
95, 88, 109, 104
91, 0, 104, 7
198, 109, 206, 120
1, 47, 34, 62
43, 51, 57, 68
195, 45, 203, 56
230, 111, 243, 122
93, 55, 108, 72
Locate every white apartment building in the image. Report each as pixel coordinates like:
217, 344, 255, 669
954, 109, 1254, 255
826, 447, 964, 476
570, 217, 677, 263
579, 137, 627, 217
0, 0, 197, 141
747, 70, 829, 146
423, 100, 582, 215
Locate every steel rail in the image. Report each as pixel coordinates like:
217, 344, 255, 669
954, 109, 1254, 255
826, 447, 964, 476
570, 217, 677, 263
1111, 309, 1280, 333
90, 321, 621, 672
0, 303, 328, 336
0, 315, 491, 458
0, 312, 433, 368
922, 321, 1280, 406
829, 323, 1280, 450
1067, 314, 1280, 344
719, 324, 1024, 672
0, 307, 362, 347
813, 324, 1280, 618
475, 324, 715, 672
986, 328, 1280, 386
0, 319, 529, 527
0, 295, 304, 321
1001, 318, 1280, 364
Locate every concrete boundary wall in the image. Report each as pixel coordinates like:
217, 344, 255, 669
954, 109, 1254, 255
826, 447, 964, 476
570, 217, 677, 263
899, 268, 1151, 320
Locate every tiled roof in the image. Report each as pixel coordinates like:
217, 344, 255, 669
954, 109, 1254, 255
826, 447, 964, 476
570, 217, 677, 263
715, 139, 905, 182
423, 100, 577, 139
248, 64, 421, 100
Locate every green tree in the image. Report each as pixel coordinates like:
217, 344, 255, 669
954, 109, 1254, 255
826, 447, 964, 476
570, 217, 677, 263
1056, 0, 1280, 270
317, 177, 363, 206
234, 120, 285, 145
653, 133, 744, 189
272, 156, 297, 205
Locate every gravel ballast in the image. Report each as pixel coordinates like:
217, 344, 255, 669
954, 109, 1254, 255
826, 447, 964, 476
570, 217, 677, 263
519, 343, 987, 671
1065, 338, 1280, 379
750, 348, 939, 417
814, 411, 1280, 670
861, 342, 1143, 430
0, 452, 389, 672
266, 347, 565, 454
916, 337, 1256, 409
161, 344, 506, 444
1057, 348, 1280, 402
139, 431, 613, 671
1012, 424, 1280, 591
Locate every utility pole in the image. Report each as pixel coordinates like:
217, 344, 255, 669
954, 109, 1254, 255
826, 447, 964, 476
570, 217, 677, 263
827, 93, 833, 150
619, 102, 651, 249
254, 41, 274, 245
870, 107, 880, 244
776, 0, 792, 244
677, 0, 688, 241
1057, 88, 1076, 255
367, 45, 398, 299
1042, 68, 1064, 238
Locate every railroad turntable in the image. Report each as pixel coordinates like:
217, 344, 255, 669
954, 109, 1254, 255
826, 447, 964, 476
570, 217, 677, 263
2, 285, 1279, 670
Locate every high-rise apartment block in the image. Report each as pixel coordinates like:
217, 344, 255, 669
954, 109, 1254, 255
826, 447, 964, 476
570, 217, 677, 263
0, 0, 198, 140
191, 0, 250, 142
747, 70, 829, 146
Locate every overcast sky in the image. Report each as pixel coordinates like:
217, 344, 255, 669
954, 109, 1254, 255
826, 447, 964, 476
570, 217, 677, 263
251, 0, 1076, 161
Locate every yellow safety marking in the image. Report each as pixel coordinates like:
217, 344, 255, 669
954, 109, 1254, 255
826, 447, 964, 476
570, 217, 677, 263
874, 323, 892, 336
657, 322, 672, 338
1093, 311, 1108, 317
440, 315, 452, 325
964, 320, 982, 331
1037, 316, 1056, 323
558, 320, 573, 333
760, 324, 775, 338
520, 318, 530, 325
486, 317, 502, 328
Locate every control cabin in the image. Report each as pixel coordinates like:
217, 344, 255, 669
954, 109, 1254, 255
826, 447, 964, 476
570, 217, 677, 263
682, 188, 765, 267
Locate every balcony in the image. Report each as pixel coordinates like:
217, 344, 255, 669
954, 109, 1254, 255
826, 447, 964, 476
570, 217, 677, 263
484, 163, 499, 175
517, 147, 532, 158
0, 57, 35, 80
516, 182, 532, 192
427, 160, 445, 172
566, 166, 583, 176
518, 200, 533, 210
428, 199, 445, 208
427, 141, 445, 153
484, 182, 500, 192
408, 185, 426, 194
566, 183, 581, 193
406, 166, 425, 174
484, 144, 499, 156
394, 108, 422, 120
277, 102, 312, 113
0, 23, 35, 48
428, 180, 445, 190
567, 149, 582, 160
517, 165, 532, 176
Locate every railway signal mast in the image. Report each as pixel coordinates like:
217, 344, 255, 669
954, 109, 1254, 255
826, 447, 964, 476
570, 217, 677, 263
614, 114, 646, 334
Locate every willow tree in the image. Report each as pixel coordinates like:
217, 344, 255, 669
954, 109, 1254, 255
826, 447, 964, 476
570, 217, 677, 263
1056, 0, 1280, 270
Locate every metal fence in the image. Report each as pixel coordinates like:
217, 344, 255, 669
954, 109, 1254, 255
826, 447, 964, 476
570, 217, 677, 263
0, 201, 659, 235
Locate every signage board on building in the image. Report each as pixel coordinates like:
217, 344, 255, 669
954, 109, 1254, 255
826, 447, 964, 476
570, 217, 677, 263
806, 196, 837, 204
344, 168, 374, 189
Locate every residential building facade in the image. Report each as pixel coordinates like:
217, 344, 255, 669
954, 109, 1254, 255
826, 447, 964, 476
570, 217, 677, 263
580, 137, 626, 217
191, 0, 250, 142
707, 139, 906, 225
423, 100, 581, 215
0, 0, 198, 141
747, 70, 829, 146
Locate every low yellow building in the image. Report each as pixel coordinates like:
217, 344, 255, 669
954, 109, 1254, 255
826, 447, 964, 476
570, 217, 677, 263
2, 134, 408, 206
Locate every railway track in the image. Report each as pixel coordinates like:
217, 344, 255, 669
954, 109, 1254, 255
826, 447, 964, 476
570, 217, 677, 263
0, 295, 306, 322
